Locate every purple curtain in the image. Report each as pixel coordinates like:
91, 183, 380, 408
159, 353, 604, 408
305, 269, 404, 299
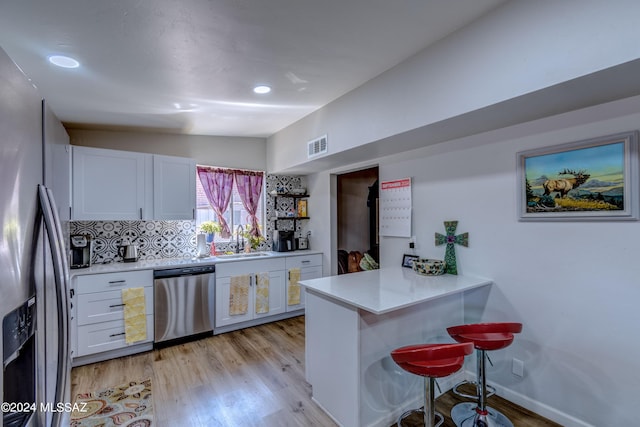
233, 170, 264, 237
197, 166, 234, 238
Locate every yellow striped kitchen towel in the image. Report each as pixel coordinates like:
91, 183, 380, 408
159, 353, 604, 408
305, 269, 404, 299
229, 275, 250, 315
288, 268, 301, 306
255, 272, 270, 314
121, 287, 147, 344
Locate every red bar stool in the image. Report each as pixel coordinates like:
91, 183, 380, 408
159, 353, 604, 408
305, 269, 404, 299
391, 342, 474, 427
446, 322, 523, 427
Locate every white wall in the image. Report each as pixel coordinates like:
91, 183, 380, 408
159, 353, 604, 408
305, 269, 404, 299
307, 95, 640, 426
67, 128, 266, 170
267, 0, 640, 173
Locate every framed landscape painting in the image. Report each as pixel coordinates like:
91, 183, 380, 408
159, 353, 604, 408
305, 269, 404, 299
517, 131, 639, 221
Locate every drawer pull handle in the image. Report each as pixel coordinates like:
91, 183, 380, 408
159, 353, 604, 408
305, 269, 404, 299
301, 260, 311, 263
109, 303, 126, 308
109, 332, 126, 338
108, 280, 126, 285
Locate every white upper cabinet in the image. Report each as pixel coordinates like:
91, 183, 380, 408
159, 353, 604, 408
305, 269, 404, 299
71, 147, 195, 221
72, 146, 151, 220
153, 154, 196, 220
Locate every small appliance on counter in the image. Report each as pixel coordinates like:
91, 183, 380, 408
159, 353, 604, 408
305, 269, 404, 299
296, 231, 310, 250
70, 234, 92, 269
196, 233, 209, 258
273, 230, 295, 252
118, 238, 139, 263
296, 237, 307, 250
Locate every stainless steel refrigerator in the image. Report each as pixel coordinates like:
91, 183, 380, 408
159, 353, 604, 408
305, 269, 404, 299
0, 47, 72, 426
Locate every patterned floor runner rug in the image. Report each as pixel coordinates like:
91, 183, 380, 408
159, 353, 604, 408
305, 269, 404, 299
70, 378, 153, 427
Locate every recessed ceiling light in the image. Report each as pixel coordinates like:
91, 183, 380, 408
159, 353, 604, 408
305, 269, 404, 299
253, 85, 271, 94
173, 102, 198, 111
48, 55, 80, 68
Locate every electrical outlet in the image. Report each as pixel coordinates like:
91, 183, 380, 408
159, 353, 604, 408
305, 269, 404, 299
409, 236, 416, 249
512, 358, 524, 377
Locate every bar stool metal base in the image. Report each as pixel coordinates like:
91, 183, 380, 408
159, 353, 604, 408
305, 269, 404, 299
451, 402, 514, 427
452, 379, 496, 400
397, 408, 444, 427
452, 353, 495, 400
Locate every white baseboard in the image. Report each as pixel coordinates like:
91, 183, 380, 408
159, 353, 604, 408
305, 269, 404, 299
462, 369, 595, 427
72, 342, 153, 367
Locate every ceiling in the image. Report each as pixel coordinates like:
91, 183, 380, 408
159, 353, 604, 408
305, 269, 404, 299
0, 0, 507, 138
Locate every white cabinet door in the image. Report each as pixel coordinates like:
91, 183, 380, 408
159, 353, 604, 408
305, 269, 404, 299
75, 270, 153, 294
77, 287, 154, 325
72, 146, 151, 220
215, 258, 287, 328
255, 269, 286, 319
287, 265, 322, 311
215, 269, 286, 328
153, 155, 196, 220
285, 254, 323, 270
215, 275, 254, 327
76, 315, 153, 357
72, 270, 153, 360
286, 254, 323, 312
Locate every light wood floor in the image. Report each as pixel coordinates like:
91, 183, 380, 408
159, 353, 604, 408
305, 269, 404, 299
71, 316, 560, 427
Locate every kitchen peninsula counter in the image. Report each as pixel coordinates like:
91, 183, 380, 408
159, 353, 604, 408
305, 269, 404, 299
299, 267, 492, 427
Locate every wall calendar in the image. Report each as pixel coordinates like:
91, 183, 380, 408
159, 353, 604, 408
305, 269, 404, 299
379, 177, 412, 237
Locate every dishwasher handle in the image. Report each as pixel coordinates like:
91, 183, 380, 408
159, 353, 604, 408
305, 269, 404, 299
153, 265, 215, 279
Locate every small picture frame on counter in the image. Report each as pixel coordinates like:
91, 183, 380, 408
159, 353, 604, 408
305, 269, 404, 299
402, 254, 419, 268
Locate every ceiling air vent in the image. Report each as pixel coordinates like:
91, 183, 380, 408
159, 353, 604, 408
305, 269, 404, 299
307, 134, 328, 158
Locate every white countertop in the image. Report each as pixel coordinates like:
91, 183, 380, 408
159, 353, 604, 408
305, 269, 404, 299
69, 250, 322, 277
299, 266, 492, 315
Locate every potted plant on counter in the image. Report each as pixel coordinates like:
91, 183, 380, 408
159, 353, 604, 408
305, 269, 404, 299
200, 221, 221, 243
240, 225, 266, 251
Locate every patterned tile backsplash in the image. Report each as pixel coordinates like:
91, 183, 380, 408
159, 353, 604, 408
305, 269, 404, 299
70, 174, 306, 264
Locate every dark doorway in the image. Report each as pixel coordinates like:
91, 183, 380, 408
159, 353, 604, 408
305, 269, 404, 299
336, 166, 379, 274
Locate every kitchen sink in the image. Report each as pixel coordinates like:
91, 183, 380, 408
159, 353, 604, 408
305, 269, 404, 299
215, 252, 273, 259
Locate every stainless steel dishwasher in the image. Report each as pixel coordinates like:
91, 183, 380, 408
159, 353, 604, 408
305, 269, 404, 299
153, 264, 215, 344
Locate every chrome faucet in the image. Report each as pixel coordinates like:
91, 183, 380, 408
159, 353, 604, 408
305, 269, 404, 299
236, 225, 244, 253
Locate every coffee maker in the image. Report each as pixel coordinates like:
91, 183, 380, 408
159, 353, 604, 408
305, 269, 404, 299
273, 230, 295, 252
70, 234, 92, 269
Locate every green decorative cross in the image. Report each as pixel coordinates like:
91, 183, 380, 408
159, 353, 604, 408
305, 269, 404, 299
435, 221, 468, 275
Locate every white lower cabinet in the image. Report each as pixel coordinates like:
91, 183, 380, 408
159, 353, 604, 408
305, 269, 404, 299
71, 253, 323, 362
285, 253, 323, 312
72, 270, 154, 364
215, 258, 286, 329
77, 316, 154, 357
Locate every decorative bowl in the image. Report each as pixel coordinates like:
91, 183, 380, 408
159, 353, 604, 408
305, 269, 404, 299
412, 258, 446, 276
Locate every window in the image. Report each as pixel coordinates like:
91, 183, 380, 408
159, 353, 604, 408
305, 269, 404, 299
195, 166, 265, 241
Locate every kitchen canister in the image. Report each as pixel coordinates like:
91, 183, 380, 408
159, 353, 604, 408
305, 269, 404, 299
196, 233, 209, 257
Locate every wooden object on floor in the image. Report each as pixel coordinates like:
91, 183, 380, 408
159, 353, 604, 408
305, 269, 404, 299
72, 316, 560, 427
